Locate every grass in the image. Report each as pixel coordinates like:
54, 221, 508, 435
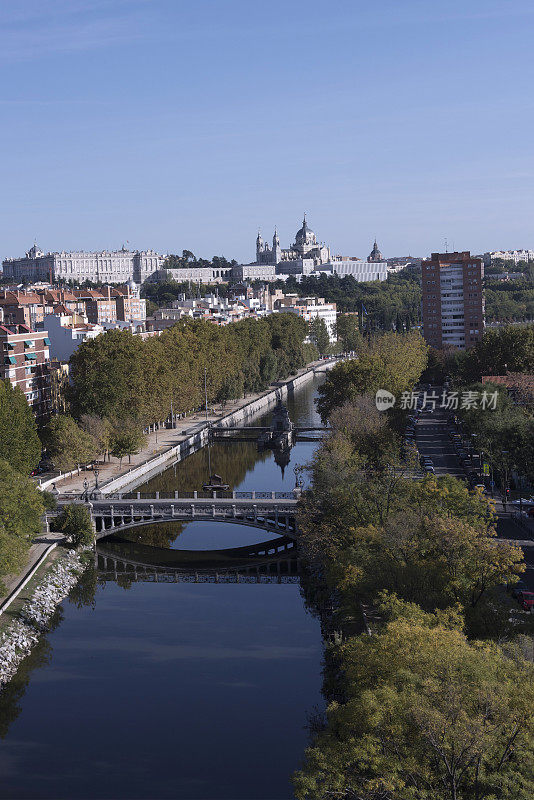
0, 546, 67, 636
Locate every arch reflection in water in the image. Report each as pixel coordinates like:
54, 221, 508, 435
96, 520, 301, 585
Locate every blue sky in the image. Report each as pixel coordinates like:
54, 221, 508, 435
1, 0, 533, 263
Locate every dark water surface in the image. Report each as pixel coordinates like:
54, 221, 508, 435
0, 377, 326, 800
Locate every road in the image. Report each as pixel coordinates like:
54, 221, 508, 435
415, 404, 534, 593
415, 407, 464, 478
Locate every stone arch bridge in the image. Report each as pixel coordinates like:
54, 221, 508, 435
53, 491, 300, 540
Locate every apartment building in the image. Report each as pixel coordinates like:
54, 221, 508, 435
275, 295, 338, 342
483, 249, 534, 265
113, 288, 146, 322
421, 251, 484, 350
0, 291, 45, 329
0, 324, 51, 419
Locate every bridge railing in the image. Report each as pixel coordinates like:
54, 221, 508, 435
103, 490, 300, 501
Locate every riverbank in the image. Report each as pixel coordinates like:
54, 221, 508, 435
42, 358, 337, 498
0, 547, 90, 691
0, 376, 328, 798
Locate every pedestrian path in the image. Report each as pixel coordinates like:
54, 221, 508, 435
0, 533, 65, 613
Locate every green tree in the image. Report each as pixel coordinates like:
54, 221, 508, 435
309, 317, 330, 356
44, 415, 97, 472
54, 504, 94, 547
294, 603, 534, 800
0, 459, 46, 591
334, 313, 362, 353
69, 329, 147, 420
80, 414, 112, 462
0, 381, 41, 475
456, 324, 534, 383
317, 331, 428, 420
110, 423, 147, 467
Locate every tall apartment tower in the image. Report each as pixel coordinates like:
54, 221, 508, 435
421, 251, 484, 349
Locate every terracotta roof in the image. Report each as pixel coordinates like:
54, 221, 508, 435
52, 304, 72, 315
482, 374, 534, 391
0, 291, 41, 305
73, 289, 105, 299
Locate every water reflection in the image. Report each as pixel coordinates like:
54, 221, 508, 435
139, 376, 325, 498
0, 376, 326, 800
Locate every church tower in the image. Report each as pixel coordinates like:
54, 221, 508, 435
272, 228, 281, 264
256, 231, 264, 260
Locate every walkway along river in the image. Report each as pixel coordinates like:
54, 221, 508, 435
0, 376, 327, 800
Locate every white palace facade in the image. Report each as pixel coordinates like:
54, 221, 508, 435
2, 245, 165, 284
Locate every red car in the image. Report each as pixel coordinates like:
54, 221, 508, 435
517, 591, 534, 611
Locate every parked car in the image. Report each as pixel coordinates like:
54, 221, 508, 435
517, 591, 534, 611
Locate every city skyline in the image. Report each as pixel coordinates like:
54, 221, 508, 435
2, 0, 534, 263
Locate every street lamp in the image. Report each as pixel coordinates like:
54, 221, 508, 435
501, 451, 509, 509
82, 478, 88, 502
94, 466, 100, 493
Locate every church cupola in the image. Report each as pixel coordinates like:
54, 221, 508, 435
368, 239, 384, 263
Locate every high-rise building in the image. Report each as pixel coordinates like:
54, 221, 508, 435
421, 251, 484, 350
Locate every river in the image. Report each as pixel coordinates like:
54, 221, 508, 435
0, 377, 326, 800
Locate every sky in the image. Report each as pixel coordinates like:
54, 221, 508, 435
1, 0, 533, 264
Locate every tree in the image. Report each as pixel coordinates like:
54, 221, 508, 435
110, 423, 147, 467
54, 504, 94, 546
294, 602, 534, 800
317, 331, 428, 421
334, 313, 362, 353
0, 459, 46, 591
455, 324, 534, 383
69, 329, 147, 420
309, 317, 330, 356
44, 415, 97, 472
80, 414, 112, 462
0, 380, 41, 475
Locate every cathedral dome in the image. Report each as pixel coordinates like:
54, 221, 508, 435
295, 216, 317, 246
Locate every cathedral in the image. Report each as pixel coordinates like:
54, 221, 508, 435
232, 215, 387, 283
255, 216, 331, 273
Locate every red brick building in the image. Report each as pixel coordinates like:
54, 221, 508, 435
73, 289, 117, 324
0, 324, 51, 420
0, 290, 45, 329
112, 286, 147, 322
421, 251, 484, 350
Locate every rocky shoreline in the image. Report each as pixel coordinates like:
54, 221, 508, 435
0, 548, 89, 690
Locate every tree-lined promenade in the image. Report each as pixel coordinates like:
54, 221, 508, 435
0, 314, 315, 591
293, 330, 534, 800
44, 313, 316, 472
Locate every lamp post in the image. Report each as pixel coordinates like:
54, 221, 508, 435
501, 451, 509, 510
94, 466, 100, 493
82, 478, 89, 502
204, 367, 209, 422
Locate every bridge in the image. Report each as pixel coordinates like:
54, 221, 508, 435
51, 490, 300, 540
96, 534, 300, 584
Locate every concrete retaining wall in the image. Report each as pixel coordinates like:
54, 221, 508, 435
100, 360, 335, 495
